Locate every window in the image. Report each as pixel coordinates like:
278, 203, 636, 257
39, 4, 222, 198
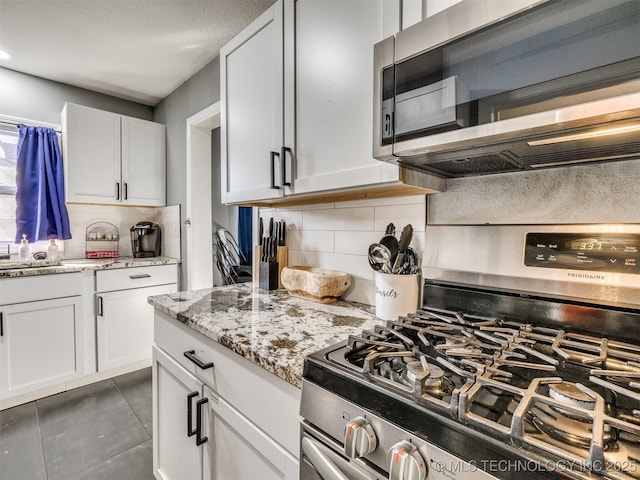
0, 126, 18, 244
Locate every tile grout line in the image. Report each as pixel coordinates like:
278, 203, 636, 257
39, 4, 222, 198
111, 378, 151, 441
33, 400, 49, 480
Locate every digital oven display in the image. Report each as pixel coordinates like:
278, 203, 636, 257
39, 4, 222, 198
524, 232, 640, 274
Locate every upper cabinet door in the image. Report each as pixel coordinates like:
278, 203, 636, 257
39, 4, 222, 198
121, 116, 166, 206
63, 103, 121, 203
290, 0, 402, 196
62, 103, 166, 206
220, 1, 285, 204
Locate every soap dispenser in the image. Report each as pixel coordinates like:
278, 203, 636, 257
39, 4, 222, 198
18, 234, 30, 261
47, 239, 59, 261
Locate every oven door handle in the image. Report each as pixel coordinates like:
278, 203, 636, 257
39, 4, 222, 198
302, 437, 350, 480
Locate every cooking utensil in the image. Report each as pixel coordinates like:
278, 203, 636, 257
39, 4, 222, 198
379, 233, 399, 265
258, 217, 264, 243
384, 223, 395, 236
368, 243, 392, 274
392, 224, 413, 273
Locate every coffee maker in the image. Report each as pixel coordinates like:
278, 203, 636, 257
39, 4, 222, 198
130, 222, 161, 258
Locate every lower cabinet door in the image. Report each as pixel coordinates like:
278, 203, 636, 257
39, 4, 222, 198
204, 385, 299, 480
97, 283, 176, 371
153, 346, 207, 480
0, 296, 84, 400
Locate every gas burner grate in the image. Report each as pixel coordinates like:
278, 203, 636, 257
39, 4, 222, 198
340, 305, 640, 479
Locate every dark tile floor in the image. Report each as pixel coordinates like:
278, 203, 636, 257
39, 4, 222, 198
0, 367, 154, 480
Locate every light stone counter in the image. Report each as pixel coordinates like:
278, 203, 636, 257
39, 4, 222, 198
0, 256, 179, 278
148, 283, 381, 388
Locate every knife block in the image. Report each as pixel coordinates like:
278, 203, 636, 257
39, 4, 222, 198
253, 245, 288, 290
259, 261, 279, 290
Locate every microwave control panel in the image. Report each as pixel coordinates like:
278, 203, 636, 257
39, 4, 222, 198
524, 232, 640, 274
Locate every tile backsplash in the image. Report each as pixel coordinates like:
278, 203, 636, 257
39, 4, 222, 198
259, 194, 427, 306
64, 204, 181, 259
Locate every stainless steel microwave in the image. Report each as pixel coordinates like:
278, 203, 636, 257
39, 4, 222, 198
374, 0, 640, 177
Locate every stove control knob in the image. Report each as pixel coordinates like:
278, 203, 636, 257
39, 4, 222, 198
344, 416, 377, 458
387, 441, 427, 480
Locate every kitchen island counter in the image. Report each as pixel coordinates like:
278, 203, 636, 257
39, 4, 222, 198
148, 283, 380, 388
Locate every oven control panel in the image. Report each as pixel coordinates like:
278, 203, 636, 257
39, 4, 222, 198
525, 232, 640, 274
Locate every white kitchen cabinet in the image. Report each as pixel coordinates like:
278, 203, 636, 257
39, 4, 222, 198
62, 102, 166, 206
291, 0, 402, 196
0, 274, 86, 404
205, 386, 298, 480
153, 346, 208, 480
220, 1, 285, 204
96, 265, 177, 372
153, 310, 301, 479
221, 0, 443, 205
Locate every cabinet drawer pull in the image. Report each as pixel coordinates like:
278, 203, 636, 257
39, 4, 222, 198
0, 312, 4, 337
269, 151, 280, 189
116, 182, 120, 200
124, 182, 128, 200
184, 350, 214, 370
128, 274, 152, 279
97, 296, 104, 316
187, 391, 198, 437
280, 146, 292, 187
196, 398, 209, 446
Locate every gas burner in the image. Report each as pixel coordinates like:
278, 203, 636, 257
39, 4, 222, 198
549, 382, 596, 410
404, 360, 445, 389
528, 401, 612, 449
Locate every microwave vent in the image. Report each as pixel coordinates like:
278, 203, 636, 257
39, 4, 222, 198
415, 152, 523, 177
519, 141, 640, 168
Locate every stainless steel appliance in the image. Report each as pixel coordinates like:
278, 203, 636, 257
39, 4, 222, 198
130, 221, 161, 258
373, 0, 640, 177
300, 224, 640, 480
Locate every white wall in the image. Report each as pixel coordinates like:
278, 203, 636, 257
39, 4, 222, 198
259, 194, 426, 305
64, 204, 180, 259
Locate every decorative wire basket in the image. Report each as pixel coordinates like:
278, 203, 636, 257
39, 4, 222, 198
85, 222, 119, 259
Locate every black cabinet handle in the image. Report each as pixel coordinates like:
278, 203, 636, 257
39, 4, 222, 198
187, 391, 198, 437
196, 398, 209, 446
0, 312, 3, 337
97, 296, 104, 316
280, 146, 292, 187
184, 350, 214, 370
269, 151, 280, 189
115, 182, 120, 200
124, 182, 128, 200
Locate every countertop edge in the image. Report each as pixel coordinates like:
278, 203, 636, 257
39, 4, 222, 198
0, 256, 180, 278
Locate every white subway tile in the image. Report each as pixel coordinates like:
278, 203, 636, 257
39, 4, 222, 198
374, 203, 426, 233
303, 207, 374, 231
338, 194, 426, 209
334, 231, 381, 255
297, 231, 335, 253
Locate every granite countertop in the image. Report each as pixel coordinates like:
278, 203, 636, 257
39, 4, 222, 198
148, 283, 382, 388
0, 256, 180, 278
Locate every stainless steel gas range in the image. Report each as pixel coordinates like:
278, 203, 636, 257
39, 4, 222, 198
300, 224, 640, 480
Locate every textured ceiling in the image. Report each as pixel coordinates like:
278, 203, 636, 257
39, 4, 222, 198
0, 0, 275, 106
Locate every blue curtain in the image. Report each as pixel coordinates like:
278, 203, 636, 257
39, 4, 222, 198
238, 206, 252, 265
15, 125, 72, 243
